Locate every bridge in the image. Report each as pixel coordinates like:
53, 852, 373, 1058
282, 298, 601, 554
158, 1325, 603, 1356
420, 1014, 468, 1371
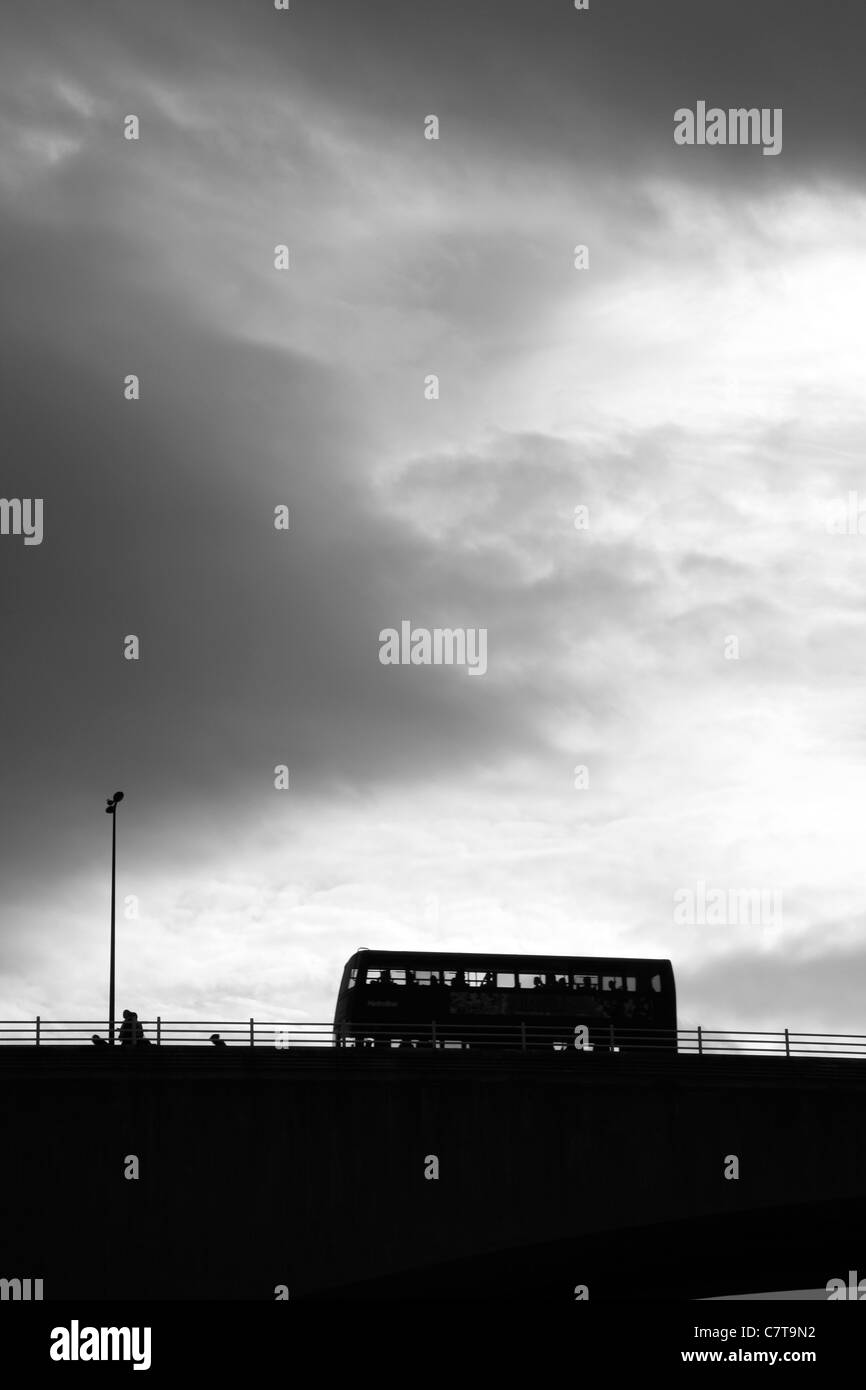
1, 1020, 865, 1300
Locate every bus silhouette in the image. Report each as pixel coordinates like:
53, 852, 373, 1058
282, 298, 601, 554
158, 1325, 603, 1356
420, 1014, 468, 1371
334, 951, 677, 1052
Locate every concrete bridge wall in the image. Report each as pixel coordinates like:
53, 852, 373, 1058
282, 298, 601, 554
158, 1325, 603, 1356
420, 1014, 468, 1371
1, 1049, 864, 1299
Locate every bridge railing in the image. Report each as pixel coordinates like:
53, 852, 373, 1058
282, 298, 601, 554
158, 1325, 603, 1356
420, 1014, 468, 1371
2, 1018, 866, 1059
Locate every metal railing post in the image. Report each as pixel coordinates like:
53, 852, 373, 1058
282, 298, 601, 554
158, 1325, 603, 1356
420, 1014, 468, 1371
784, 1028, 790, 1058
156, 1016, 161, 1046
35, 1016, 40, 1047
249, 1017, 254, 1047
697, 1025, 702, 1055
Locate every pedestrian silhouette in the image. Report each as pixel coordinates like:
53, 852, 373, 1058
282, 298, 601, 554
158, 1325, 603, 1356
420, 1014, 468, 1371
117, 1011, 135, 1045
209, 1033, 227, 1047
117, 1009, 146, 1046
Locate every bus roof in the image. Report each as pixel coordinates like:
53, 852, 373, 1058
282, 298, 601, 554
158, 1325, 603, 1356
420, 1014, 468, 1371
344, 949, 673, 972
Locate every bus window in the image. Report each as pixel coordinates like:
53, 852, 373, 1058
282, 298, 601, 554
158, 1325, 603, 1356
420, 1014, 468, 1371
442, 971, 457, 986
651, 974, 662, 993
415, 970, 432, 986
348, 969, 358, 989
496, 972, 515, 988
602, 976, 623, 992
462, 970, 499, 988
574, 975, 599, 991
518, 973, 543, 989
626, 977, 636, 992
390, 969, 406, 986
366, 968, 383, 984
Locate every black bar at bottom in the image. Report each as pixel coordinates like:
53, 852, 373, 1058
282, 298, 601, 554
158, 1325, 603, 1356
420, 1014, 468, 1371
0, 1299, 860, 1378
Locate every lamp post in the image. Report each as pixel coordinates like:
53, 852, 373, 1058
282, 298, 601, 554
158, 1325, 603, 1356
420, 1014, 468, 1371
105, 791, 124, 1045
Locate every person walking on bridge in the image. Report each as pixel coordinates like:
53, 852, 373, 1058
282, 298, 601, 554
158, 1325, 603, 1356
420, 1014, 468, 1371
117, 1009, 147, 1046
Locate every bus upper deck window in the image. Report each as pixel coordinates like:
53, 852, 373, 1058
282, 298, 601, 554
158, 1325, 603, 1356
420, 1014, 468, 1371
465, 970, 498, 988
390, 969, 406, 986
626, 977, 636, 992
602, 976, 624, 992
651, 974, 662, 993
496, 973, 515, 988
348, 969, 358, 989
574, 975, 599, 990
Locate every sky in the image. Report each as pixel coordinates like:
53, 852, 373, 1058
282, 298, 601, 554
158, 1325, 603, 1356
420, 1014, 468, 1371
3, 0, 866, 1037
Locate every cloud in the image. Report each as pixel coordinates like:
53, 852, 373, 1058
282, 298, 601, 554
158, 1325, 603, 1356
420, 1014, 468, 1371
3, 0, 866, 1040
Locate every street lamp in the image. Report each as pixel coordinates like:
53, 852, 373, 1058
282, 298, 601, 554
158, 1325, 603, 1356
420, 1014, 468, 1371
105, 792, 124, 1045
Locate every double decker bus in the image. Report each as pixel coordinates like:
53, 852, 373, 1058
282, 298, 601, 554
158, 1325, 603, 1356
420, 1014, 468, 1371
334, 950, 677, 1051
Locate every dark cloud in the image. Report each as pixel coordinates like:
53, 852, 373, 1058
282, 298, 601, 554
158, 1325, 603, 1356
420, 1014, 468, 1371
681, 933, 866, 1035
